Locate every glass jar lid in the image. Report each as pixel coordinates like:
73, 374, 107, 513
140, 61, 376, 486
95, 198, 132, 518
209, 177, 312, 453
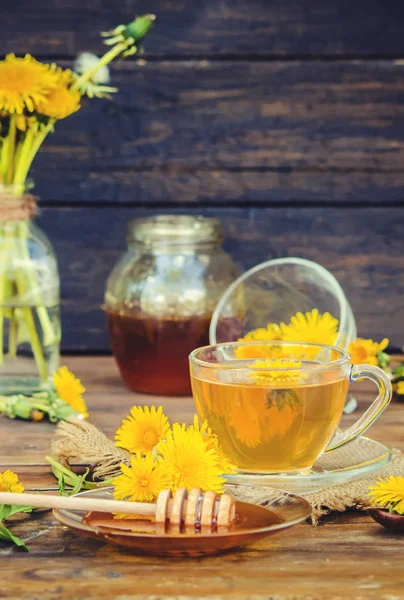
127, 215, 222, 247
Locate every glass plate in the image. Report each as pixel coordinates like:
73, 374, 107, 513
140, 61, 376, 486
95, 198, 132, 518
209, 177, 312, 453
53, 487, 311, 556
224, 437, 391, 494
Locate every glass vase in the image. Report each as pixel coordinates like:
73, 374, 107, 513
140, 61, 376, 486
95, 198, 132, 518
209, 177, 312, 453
0, 192, 60, 394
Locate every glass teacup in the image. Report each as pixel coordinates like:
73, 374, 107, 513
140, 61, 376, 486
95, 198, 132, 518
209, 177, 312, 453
189, 341, 392, 476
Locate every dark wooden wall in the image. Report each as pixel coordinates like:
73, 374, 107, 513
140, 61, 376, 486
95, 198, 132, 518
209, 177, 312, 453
3, 1, 404, 350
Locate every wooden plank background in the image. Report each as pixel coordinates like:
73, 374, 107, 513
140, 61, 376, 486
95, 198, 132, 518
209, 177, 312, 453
3, 0, 404, 350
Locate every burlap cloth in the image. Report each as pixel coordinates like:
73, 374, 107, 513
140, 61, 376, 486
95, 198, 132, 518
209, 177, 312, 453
51, 419, 403, 524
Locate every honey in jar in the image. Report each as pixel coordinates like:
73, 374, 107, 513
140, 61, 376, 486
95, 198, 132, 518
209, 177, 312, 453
105, 215, 239, 395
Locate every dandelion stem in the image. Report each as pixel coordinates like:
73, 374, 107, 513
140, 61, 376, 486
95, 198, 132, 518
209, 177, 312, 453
17, 221, 57, 348
22, 122, 54, 180
20, 307, 47, 381
0, 303, 4, 367
0, 137, 9, 182
8, 308, 17, 357
45, 456, 100, 490
71, 43, 127, 92
5, 116, 16, 185
13, 128, 36, 186
10, 224, 48, 382
0, 225, 14, 366
13, 140, 24, 185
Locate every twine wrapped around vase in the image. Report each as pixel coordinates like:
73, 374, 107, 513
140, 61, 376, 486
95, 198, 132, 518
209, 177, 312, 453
0, 194, 37, 223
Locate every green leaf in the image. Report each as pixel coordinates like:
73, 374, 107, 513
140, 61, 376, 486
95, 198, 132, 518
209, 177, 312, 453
46, 456, 99, 493
0, 521, 29, 551
392, 365, 404, 379
66, 469, 91, 497
377, 351, 390, 370
57, 473, 66, 496
57, 468, 90, 497
0, 504, 32, 520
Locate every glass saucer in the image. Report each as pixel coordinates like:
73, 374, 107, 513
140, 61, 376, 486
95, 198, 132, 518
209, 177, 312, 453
224, 437, 391, 494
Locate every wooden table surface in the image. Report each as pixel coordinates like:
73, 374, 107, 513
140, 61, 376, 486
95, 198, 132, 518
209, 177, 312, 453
1, 356, 403, 600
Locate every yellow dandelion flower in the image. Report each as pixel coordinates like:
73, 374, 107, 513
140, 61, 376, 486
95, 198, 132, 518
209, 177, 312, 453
396, 381, 404, 395
112, 453, 170, 504
280, 309, 339, 346
241, 323, 282, 342
53, 366, 88, 418
0, 470, 24, 494
235, 324, 282, 359
228, 397, 268, 448
249, 358, 305, 384
263, 401, 297, 440
348, 337, 389, 366
15, 114, 38, 132
36, 69, 80, 120
189, 416, 235, 475
157, 423, 225, 493
0, 54, 59, 114
368, 476, 404, 515
234, 344, 274, 360
115, 405, 170, 454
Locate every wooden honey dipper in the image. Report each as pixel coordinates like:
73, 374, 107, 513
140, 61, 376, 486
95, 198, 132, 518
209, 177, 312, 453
0, 488, 236, 531
155, 488, 236, 530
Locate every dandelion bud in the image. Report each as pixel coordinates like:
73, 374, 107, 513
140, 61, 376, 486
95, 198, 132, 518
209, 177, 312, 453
124, 14, 156, 44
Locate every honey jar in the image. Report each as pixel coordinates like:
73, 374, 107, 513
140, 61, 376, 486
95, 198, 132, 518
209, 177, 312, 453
105, 215, 239, 395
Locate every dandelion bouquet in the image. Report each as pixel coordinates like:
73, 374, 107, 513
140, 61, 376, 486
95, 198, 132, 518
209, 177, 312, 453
2, 407, 235, 551
0, 15, 155, 393
49, 405, 235, 508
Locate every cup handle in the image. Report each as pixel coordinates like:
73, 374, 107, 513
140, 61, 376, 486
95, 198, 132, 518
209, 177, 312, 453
324, 364, 392, 454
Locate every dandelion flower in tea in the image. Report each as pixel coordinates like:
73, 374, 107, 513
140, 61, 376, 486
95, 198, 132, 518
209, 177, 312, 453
248, 358, 305, 383
228, 396, 267, 449
191, 344, 349, 473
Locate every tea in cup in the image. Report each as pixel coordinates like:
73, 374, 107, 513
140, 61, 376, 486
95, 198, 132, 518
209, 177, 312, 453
189, 341, 392, 475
